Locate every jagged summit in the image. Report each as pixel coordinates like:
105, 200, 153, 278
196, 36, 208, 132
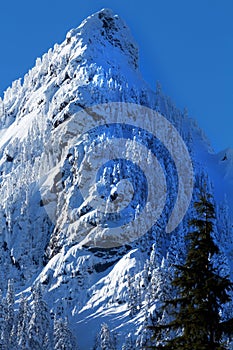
0, 8, 145, 131
66, 8, 139, 69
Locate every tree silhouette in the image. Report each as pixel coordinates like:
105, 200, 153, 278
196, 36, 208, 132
150, 189, 233, 349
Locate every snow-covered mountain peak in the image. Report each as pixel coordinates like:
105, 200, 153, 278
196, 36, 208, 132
66, 8, 139, 70
0, 9, 233, 349
0, 8, 145, 132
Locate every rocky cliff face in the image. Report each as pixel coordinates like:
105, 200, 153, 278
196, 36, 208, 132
0, 8, 232, 349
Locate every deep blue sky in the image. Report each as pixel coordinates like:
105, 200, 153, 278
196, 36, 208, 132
0, 1, 232, 151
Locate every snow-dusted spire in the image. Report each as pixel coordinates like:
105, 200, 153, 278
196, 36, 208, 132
66, 8, 139, 69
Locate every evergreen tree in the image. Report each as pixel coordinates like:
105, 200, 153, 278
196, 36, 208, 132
127, 274, 138, 316
99, 323, 116, 350
4, 279, 15, 346
28, 284, 51, 350
0, 291, 6, 349
54, 316, 78, 350
136, 309, 154, 349
17, 296, 31, 350
151, 190, 233, 349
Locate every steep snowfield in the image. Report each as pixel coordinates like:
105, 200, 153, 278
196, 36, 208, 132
0, 8, 232, 348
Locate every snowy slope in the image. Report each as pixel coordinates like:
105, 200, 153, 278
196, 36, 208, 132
0, 8, 232, 349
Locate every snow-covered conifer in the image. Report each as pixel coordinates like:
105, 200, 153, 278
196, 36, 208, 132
28, 284, 51, 349
4, 279, 15, 346
54, 316, 78, 350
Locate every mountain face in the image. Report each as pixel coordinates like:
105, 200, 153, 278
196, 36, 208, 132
0, 8, 233, 349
